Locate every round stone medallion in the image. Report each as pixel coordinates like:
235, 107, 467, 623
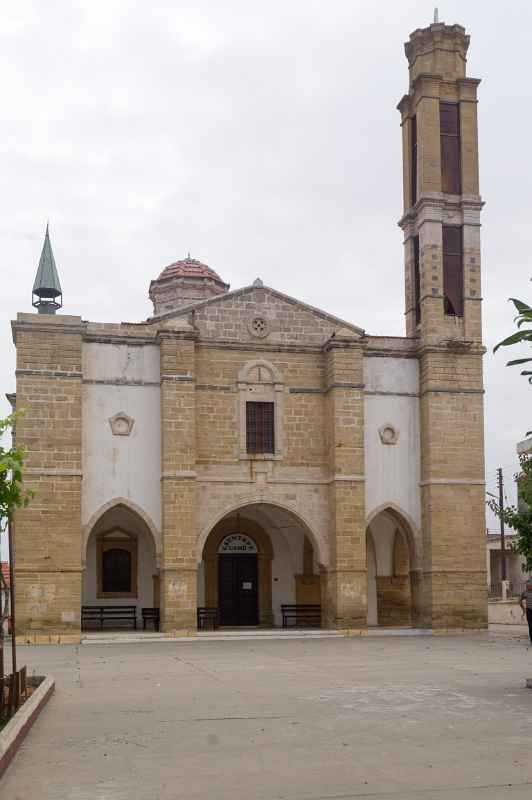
248, 316, 270, 338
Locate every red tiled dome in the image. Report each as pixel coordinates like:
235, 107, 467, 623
156, 255, 226, 285
149, 254, 229, 316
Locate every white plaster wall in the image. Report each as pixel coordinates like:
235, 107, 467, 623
82, 530, 157, 611
82, 343, 161, 530
368, 514, 396, 576
364, 357, 421, 531
84, 342, 160, 383
271, 528, 300, 625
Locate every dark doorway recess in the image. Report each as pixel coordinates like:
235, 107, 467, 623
218, 554, 259, 626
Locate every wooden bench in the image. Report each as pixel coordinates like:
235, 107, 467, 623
142, 607, 160, 631
281, 604, 321, 629
197, 607, 219, 630
81, 605, 137, 631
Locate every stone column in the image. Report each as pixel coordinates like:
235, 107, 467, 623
158, 327, 198, 633
323, 334, 366, 630
12, 313, 84, 643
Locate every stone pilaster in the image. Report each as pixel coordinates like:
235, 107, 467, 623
12, 313, 84, 643
158, 327, 198, 633
418, 346, 487, 629
323, 336, 366, 629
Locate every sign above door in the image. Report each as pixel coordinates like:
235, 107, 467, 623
218, 533, 258, 554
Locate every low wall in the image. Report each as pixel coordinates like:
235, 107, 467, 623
488, 599, 525, 625
0, 675, 55, 778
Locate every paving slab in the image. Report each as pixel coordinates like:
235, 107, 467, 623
1, 626, 531, 800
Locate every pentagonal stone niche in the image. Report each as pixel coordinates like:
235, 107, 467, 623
109, 412, 135, 437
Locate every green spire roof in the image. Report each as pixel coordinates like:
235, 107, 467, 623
33, 224, 62, 299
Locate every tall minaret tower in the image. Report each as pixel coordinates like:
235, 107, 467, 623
398, 17, 482, 342
398, 17, 487, 629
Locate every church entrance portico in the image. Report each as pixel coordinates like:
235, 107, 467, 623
199, 503, 322, 628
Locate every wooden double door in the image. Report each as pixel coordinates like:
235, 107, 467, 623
218, 554, 259, 626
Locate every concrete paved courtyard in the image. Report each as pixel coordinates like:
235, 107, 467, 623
2, 626, 532, 799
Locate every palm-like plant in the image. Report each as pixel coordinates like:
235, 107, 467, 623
494, 298, 532, 383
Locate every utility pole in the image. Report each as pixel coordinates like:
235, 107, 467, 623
497, 467, 507, 581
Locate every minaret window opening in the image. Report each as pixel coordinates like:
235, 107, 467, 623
413, 235, 421, 325
440, 103, 461, 194
410, 115, 417, 205
442, 225, 464, 316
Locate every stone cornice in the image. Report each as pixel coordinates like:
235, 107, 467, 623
16, 368, 83, 380
156, 329, 198, 343
197, 340, 324, 355
83, 378, 160, 387
160, 374, 194, 383
322, 337, 366, 353
83, 333, 157, 346
416, 341, 485, 358
398, 194, 484, 229
420, 478, 485, 486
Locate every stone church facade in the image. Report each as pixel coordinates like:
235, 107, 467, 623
10, 19, 487, 642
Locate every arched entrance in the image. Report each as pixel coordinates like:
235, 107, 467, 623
366, 506, 415, 627
82, 501, 159, 627
200, 503, 322, 627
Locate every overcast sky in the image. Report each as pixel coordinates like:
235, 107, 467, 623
1, 0, 531, 541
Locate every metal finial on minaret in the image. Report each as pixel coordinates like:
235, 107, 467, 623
32, 223, 63, 314
434, 7, 439, 23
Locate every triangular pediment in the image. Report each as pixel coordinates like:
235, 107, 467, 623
150, 284, 364, 346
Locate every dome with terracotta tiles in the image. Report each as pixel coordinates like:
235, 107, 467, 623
149, 254, 229, 316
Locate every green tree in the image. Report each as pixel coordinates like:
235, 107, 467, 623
492, 293, 532, 571
0, 413, 33, 529
488, 454, 532, 573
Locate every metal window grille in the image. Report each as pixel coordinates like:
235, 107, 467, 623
246, 402, 274, 454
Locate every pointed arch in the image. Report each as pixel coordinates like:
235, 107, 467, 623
366, 502, 420, 571
82, 497, 162, 567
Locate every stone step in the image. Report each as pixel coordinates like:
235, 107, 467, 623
81, 629, 346, 645
81, 627, 436, 645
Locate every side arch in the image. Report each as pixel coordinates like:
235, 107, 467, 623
197, 497, 328, 568
82, 497, 162, 567
366, 502, 420, 571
